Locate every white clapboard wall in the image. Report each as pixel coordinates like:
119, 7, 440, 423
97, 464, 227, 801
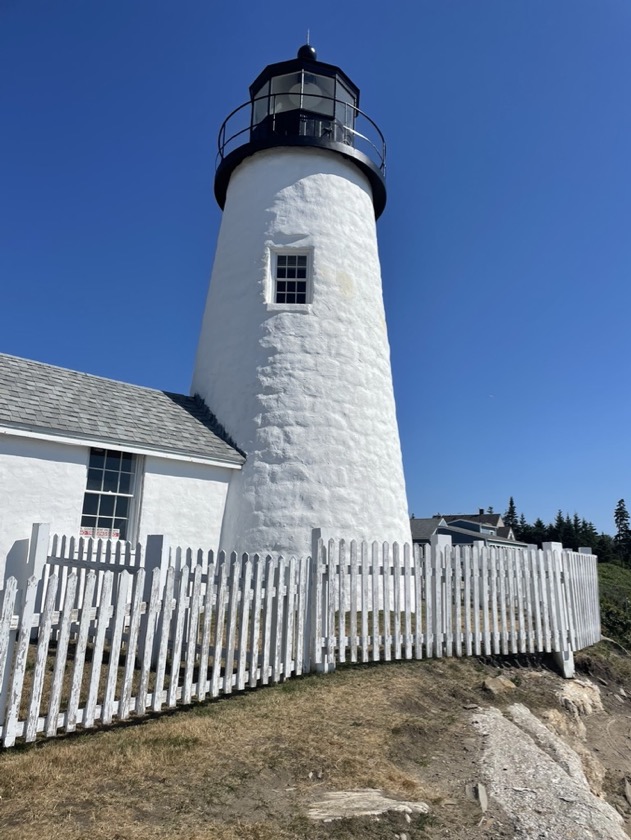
0, 525, 601, 748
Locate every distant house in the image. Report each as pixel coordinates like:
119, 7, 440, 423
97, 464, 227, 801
410, 509, 529, 548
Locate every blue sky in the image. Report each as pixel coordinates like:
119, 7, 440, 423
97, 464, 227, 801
1, 1, 630, 536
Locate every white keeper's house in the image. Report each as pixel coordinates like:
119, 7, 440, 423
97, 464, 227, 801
0, 44, 411, 569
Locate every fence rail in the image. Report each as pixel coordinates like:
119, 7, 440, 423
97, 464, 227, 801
0, 525, 601, 748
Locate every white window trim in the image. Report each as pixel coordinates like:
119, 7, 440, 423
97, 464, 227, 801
80, 448, 144, 543
265, 247, 314, 310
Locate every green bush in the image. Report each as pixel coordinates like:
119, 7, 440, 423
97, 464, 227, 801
598, 563, 631, 648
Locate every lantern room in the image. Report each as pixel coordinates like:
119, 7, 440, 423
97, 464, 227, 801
215, 45, 387, 217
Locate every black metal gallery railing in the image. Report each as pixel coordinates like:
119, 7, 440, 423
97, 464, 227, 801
216, 94, 386, 176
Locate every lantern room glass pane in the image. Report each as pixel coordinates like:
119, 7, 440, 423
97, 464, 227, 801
302, 73, 335, 117
270, 71, 336, 117
271, 72, 302, 113
335, 80, 356, 131
252, 81, 269, 126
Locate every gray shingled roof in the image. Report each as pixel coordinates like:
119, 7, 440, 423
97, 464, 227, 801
410, 517, 442, 541
0, 353, 244, 465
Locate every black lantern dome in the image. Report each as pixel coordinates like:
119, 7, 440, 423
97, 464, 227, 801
215, 46, 387, 217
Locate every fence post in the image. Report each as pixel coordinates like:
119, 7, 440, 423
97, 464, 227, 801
307, 528, 332, 673
140, 535, 171, 667
0, 523, 50, 725
542, 541, 575, 678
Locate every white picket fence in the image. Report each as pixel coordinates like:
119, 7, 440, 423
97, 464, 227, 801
0, 525, 600, 748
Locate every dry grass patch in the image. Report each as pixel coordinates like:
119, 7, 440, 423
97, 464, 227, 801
0, 658, 500, 840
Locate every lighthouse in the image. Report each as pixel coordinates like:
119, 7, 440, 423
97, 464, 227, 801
192, 45, 411, 556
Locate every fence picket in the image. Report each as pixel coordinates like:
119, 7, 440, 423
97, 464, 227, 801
371, 542, 380, 662
46, 572, 78, 736
223, 553, 241, 693
326, 542, 336, 670
238, 555, 253, 691
444, 545, 453, 657
67, 569, 97, 731
197, 557, 216, 700
480, 548, 491, 656
424, 545, 433, 658
152, 566, 176, 712
403, 543, 412, 660
261, 556, 275, 684
283, 557, 296, 680
26, 573, 59, 742
183, 565, 203, 704
136, 567, 161, 715
0, 577, 18, 727
383, 543, 391, 661
490, 548, 500, 655
273, 556, 286, 682
119, 568, 145, 720
454, 547, 462, 658
3, 576, 39, 747
248, 556, 263, 687
102, 571, 130, 725
338, 541, 346, 664
85, 572, 114, 727
361, 542, 370, 662
295, 554, 308, 676
211, 551, 228, 697
393, 543, 402, 660
470, 544, 480, 657
349, 541, 358, 663
413, 544, 423, 659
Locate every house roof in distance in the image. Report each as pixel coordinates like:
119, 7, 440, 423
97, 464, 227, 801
410, 517, 445, 541
0, 353, 244, 466
437, 513, 504, 528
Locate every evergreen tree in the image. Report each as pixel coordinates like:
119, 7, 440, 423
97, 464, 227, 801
531, 518, 548, 547
572, 513, 581, 546
579, 518, 598, 549
504, 497, 518, 529
595, 533, 616, 564
551, 510, 566, 543
515, 513, 529, 542
614, 499, 631, 565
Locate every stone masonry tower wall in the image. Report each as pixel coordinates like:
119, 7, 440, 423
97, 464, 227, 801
192, 145, 410, 557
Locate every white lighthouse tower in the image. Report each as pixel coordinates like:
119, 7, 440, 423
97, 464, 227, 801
192, 45, 410, 556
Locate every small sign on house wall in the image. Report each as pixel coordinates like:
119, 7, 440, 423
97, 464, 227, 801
79, 527, 120, 540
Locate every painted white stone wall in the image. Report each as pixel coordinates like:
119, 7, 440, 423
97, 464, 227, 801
0, 434, 88, 583
137, 456, 232, 552
192, 147, 411, 557
0, 433, 235, 582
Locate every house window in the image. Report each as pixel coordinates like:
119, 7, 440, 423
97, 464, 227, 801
80, 448, 137, 541
274, 253, 309, 304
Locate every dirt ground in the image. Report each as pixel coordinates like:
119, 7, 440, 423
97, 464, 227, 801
1, 644, 630, 839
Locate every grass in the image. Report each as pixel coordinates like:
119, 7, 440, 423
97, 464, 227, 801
0, 657, 494, 840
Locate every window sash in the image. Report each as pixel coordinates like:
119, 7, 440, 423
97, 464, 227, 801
80, 448, 139, 541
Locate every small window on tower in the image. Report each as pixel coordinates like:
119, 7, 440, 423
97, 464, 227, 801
274, 253, 310, 304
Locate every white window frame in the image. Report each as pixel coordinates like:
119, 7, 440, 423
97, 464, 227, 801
266, 248, 314, 310
80, 447, 142, 542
